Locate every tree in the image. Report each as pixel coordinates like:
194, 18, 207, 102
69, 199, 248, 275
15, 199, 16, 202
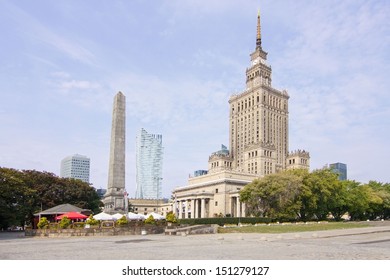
366, 181, 390, 220
302, 169, 341, 220
0, 167, 102, 229
240, 171, 303, 220
346, 181, 383, 220
0, 168, 36, 229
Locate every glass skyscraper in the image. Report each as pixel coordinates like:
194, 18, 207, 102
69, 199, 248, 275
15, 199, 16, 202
60, 154, 90, 183
135, 128, 163, 199
330, 162, 347, 181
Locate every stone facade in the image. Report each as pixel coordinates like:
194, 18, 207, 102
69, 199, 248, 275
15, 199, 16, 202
172, 11, 310, 218
129, 198, 172, 217
103, 92, 127, 214
286, 150, 310, 170
229, 11, 289, 175
172, 170, 257, 219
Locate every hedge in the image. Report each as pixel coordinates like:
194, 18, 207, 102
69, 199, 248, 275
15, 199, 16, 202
178, 217, 273, 226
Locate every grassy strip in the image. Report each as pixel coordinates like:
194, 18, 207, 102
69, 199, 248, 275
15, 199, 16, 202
217, 222, 370, 234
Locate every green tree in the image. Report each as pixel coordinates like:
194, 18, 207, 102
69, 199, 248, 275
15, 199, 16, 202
240, 171, 303, 220
0, 168, 36, 229
366, 181, 390, 220
0, 167, 102, 228
346, 182, 383, 220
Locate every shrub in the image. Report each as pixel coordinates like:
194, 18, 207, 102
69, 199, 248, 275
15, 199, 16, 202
59, 217, 71, 229
178, 217, 273, 226
86, 214, 99, 226
116, 215, 128, 226
166, 211, 178, 223
144, 215, 156, 225
37, 217, 49, 229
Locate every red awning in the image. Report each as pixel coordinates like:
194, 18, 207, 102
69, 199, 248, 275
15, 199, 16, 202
56, 212, 88, 220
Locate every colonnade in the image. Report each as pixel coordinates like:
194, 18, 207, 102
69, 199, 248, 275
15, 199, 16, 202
175, 195, 246, 218
230, 195, 246, 218
175, 198, 210, 219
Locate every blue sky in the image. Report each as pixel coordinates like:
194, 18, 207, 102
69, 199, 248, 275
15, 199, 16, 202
1, 0, 389, 199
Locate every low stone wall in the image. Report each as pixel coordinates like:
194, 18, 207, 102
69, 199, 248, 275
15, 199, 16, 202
165, 224, 218, 235
25, 225, 165, 237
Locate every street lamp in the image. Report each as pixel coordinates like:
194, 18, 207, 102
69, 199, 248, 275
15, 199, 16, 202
154, 177, 163, 214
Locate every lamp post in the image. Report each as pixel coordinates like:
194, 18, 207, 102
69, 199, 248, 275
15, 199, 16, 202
154, 177, 163, 214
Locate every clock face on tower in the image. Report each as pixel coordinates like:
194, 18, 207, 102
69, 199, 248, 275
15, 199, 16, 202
252, 58, 259, 66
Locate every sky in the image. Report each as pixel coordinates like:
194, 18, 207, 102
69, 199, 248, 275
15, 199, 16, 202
0, 0, 389, 199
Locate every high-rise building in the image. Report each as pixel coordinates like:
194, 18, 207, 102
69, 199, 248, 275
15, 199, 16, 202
60, 154, 90, 183
330, 162, 347, 181
172, 9, 310, 218
135, 128, 163, 199
229, 10, 291, 176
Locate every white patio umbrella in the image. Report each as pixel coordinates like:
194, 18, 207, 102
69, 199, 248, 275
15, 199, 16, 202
127, 212, 145, 220
112, 213, 125, 220
92, 212, 114, 221
147, 212, 165, 220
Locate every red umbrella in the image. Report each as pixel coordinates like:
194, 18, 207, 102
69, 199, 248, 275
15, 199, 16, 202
56, 212, 88, 220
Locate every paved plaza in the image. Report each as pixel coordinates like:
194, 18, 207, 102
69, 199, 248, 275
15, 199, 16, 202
1, 224, 389, 260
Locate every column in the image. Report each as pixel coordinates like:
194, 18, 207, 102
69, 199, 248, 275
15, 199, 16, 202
236, 196, 241, 217
194, 199, 198, 218
174, 200, 179, 217
201, 198, 205, 218
191, 199, 195, 219
178, 200, 183, 219
184, 200, 189, 219
231, 197, 235, 217
242, 202, 246, 217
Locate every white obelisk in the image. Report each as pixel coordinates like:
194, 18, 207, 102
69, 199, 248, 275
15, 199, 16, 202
103, 91, 126, 214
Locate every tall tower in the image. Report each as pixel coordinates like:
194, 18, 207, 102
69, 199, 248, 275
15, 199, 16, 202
135, 128, 163, 199
103, 91, 126, 214
229, 10, 289, 175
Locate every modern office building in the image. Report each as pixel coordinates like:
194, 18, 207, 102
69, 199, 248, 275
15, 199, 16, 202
135, 128, 164, 199
172, 10, 310, 218
330, 162, 347, 181
60, 154, 90, 183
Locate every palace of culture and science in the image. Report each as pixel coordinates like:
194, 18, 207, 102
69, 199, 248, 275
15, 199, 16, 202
172, 11, 310, 219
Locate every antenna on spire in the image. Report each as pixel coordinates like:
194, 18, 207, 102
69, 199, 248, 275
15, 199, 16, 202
256, 9, 262, 50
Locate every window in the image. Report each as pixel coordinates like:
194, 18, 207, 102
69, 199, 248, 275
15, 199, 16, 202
215, 188, 219, 193
215, 201, 218, 206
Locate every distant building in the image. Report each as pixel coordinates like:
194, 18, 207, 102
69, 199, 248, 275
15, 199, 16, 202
96, 188, 107, 198
135, 128, 164, 199
194, 170, 208, 177
286, 150, 310, 170
129, 198, 171, 217
60, 154, 90, 183
330, 162, 347, 180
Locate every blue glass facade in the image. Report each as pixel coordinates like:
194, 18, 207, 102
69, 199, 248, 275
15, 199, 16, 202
330, 162, 347, 181
135, 128, 163, 199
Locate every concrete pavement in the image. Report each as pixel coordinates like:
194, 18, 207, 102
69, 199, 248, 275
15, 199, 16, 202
1, 224, 389, 260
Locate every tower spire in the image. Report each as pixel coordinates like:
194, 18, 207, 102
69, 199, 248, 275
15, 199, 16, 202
256, 9, 262, 50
